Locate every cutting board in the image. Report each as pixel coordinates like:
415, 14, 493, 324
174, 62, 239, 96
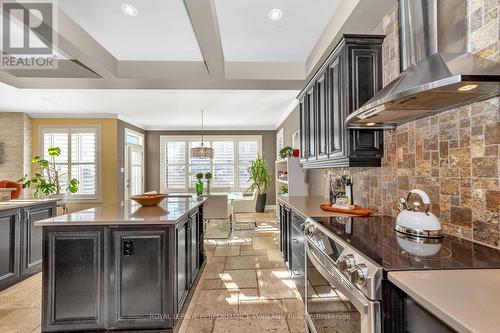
320, 203, 373, 216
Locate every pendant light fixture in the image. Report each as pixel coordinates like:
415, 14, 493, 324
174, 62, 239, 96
190, 109, 214, 158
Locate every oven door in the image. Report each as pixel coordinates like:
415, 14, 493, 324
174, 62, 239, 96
305, 241, 380, 333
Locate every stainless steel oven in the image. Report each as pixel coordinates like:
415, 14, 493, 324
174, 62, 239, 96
304, 218, 382, 333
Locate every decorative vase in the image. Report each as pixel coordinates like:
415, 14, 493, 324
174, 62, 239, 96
206, 180, 211, 194
255, 193, 267, 213
195, 180, 204, 196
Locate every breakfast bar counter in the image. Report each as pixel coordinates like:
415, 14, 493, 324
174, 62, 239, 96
35, 197, 206, 332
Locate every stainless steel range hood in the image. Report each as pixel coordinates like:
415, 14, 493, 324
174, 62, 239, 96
346, 0, 500, 129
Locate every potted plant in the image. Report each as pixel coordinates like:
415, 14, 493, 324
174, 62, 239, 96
246, 155, 272, 213
204, 172, 212, 194
19, 147, 79, 201
279, 146, 294, 159
195, 172, 204, 196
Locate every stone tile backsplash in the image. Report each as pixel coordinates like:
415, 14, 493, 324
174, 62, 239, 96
315, 0, 500, 249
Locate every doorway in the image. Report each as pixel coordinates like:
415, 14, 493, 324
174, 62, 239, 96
124, 129, 145, 199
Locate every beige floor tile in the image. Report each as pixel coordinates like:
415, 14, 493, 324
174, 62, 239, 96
185, 318, 214, 333
221, 270, 258, 289
282, 299, 306, 333
240, 249, 269, 256
253, 237, 279, 250
208, 255, 226, 263
192, 289, 239, 316
257, 269, 301, 300
202, 262, 225, 279
0, 274, 41, 309
225, 256, 271, 270
213, 317, 289, 333
269, 260, 287, 268
267, 250, 283, 262
199, 279, 223, 290
238, 289, 284, 316
213, 246, 240, 257
0, 308, 41, 333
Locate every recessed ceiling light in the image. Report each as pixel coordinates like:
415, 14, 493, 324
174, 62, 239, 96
121, 3, 138, 17
268, 9, 282, 21
366, 122, 377, 126
457, 84, 478, 91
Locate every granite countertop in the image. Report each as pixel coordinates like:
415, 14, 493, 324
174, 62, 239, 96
0, 198, 59, 212
278, 195, 375, 219
389, 269, 500, 333
33, 197, 206, 226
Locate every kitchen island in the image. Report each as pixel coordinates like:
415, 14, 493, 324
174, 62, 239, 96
34, 197, 206, 332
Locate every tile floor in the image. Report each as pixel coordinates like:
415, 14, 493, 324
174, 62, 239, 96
179, 210, 305, 333
0, 210, 305, 333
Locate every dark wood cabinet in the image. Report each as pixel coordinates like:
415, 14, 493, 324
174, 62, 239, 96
21, 203, 56, 275
110, 228, 171, 330
0, 209, 20, 291
0, 202, 57, 292
43, 228, 105, 332
176, 219, 189, 311
279, 204, 292, 268
189, 212, 199, 287
299, 35, 385, 168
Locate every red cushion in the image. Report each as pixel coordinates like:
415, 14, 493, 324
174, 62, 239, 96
0, 180, 23, 199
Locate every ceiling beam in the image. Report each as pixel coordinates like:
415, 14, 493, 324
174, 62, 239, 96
6, 1, 118, 79
55, 8, 118, 79
183, 0, 225, 79
6, 77, 305, 90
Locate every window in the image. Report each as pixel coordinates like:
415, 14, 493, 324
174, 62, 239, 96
160, 135, 262, 193
40, 126, 101, 201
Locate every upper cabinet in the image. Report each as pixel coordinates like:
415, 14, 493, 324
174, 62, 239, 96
299, 35, 384, 168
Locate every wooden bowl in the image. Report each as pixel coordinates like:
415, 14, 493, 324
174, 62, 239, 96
130, 194, 168, 206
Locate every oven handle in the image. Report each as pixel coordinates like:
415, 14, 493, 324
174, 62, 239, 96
306, 240, 371, 315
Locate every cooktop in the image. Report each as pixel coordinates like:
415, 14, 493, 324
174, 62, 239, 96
311, 215, 500, 272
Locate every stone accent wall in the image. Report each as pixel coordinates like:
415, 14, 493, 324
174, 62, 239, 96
315, 0, 500, 249
0, 113, 32, 188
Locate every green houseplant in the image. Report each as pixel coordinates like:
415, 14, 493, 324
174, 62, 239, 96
195, 172, 204, 196
246, 155, 272, 212
19, 146, 79, 199
204, 172, 212, 194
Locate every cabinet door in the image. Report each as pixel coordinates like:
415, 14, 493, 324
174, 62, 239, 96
328, 57, 345, 158
0, 210, 19, 291
43, 229, 105, 331
284, 206, 292, 268
176, 219, 189, 311
21, 204, 55, 276
306, 87, 316, 159
299, 100, 307, 160
316, 73, 328, 159
346, 46, 384, 160
189, 212, 199, 286
109, 228, 170, 330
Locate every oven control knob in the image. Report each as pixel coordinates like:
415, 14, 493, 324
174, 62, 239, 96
338, 254, 356, 272
349, 264, 369, 286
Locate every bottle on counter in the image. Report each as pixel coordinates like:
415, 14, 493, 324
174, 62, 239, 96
345, 176, 353, 205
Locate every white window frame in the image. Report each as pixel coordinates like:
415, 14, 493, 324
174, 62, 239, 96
160, 135, 262, 193
39, 125, 102, 202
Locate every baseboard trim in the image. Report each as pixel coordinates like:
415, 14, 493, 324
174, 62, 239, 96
265, 204, 277, 210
